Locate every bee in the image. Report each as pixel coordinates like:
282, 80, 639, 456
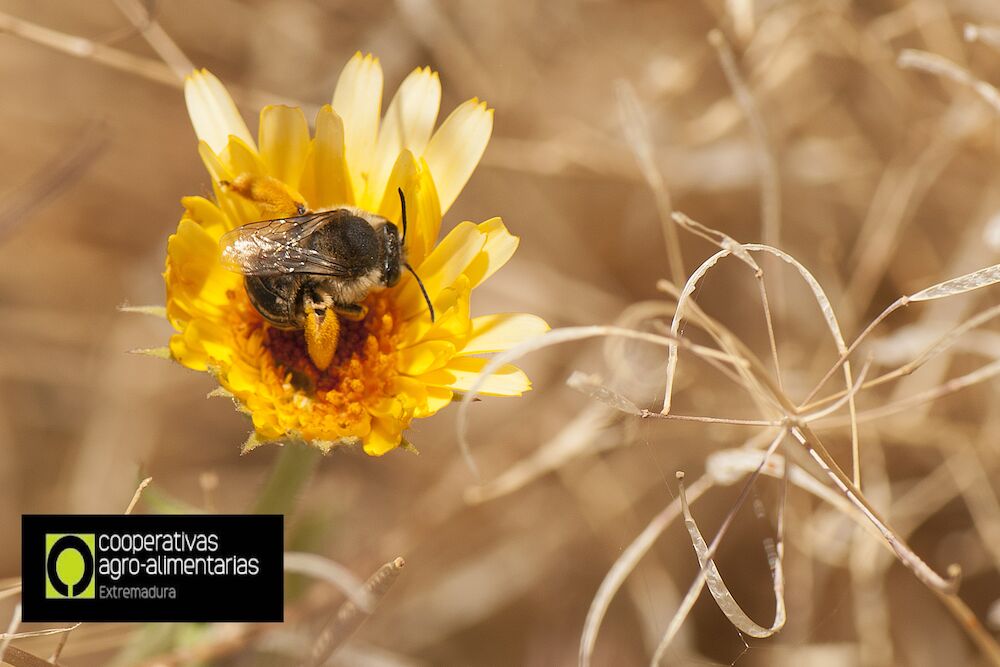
219, 189, 434, 362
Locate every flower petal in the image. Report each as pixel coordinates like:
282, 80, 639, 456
465, 217, 519, 288
220, 135, 267, 178
258, 105, 310, 190
418, 386, 454, 417
184, 69, 255, 154
368, 67, 441, 206
397, 339, 457, 376
364, 416, 403, 456
300, 105, 353, 209
397, 221, 484, 320
460, 313, 549, 355
423, 98, 493, 214
397, 275, 472, 347
376, 153, 440, 267
332, 52, 384, 206
180, 196, 229, 238
419, 357, 531, 396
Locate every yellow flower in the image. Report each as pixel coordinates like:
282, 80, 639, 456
164, 53, 548, 456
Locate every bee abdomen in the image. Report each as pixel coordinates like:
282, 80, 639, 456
245, 274, 304, 329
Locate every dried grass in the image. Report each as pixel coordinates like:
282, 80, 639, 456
3, 1, 1000, 665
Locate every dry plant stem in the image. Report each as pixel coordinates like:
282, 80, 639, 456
283, 552, 374, 612
820, 359, 1000, 428
800, 297, 906, 406
948, 448, 1000, 570
113, 0, 193, 79
660, 247, 771, 416
677, 470, 786, 637
0, 646, 58, 667
125, 476, 152, 514
0, 605, 20, 667
965, 23, 1000, 52
657, 278, 783, 416
649, 431, 786, 665
711, 321, 955, 603
0, 122, 110, 241
660, 239, 861, 485
757, 277, 784, 394
789, 425, 958, 593
614, 79, 685, 287
655, 249, 978, 646
581, 444, 960, 667
48, 631, 70, 665
566, 370, 777, 425
579, 474, 714, 667
456, 325, 747, 478
708, 29, 781, 248
0, 10, 180, 88
465, 406, 617, 505
801, 302, 1000, 412
306, 557, 405, 667
898, 49, 1000, 114
667, 214, 784, 394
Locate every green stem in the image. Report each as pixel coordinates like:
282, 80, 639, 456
253, 442, 323, 516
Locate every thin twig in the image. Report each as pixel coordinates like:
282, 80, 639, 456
615, 79, 686, 287
306, 557, 406, 667
708, 29, 781, 247
125, 477, 152, 514
898, 48, 1000, 114
113, 0, 193, 80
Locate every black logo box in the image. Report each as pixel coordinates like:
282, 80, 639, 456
22, 515, 284, 622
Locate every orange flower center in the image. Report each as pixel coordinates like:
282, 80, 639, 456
262, 292, 400, 412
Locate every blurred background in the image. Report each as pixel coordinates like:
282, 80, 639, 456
3, 0, 1000, 665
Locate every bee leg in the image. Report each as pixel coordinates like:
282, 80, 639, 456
221, 174, 307, 217
303, 300, 339, 371
333, 303, 368, 321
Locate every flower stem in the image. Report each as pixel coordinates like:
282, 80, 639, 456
253, 442, 322, 516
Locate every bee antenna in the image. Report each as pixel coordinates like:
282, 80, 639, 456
404, 262, 435, 322
397, 187, 408, 246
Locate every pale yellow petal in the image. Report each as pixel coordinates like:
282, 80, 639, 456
374, 154, 442, 268
376, 149, 417, 231
196, 141, 259, 225
411, 159, 442, 265
460, 313, 550, 355
197, 140, 233, 185
396, 275, 471, 347
184, 69, 255, 154
300, 105, 352, 209
397, 339, 456, 376
332, 52, 384, 206
465, 217, 519, 288
397, 221, 484, 320
368, 67, 441, 206
419, 357, 531, 396
258, 105, 310, 189
423, 98, 493, 214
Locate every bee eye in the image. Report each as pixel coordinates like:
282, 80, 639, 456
380, 223, 402, 287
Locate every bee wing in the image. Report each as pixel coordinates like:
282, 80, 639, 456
218, 212, 354, 277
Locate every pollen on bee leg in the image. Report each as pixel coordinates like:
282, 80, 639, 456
224, 173, 306, 217
304, 306, 340, 371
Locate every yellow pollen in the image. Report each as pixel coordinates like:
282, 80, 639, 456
230, 289, 401, 436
